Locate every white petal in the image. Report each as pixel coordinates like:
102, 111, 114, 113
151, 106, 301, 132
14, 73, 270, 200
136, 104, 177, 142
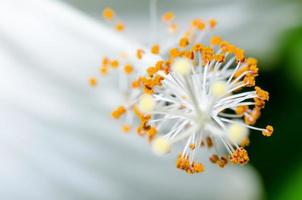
0, 0, 264, 199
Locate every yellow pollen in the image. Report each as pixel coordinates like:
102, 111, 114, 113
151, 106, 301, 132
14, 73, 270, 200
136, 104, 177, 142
136, 49, 144, 60
169, 48, 180, 58
192, 19, 205, 30
147, 127, 157, 142
217, 157, 228, 168
131, 79, 141, 89
100, 66, 108, 75
147, 67, 157, 77
247, 57, 258, 65
88, 77, 97, 87
214, 54, 225, 63
110, 60, 119, 68
162, 12, 175, 22
189, 143, 196, 150
102, 57, 110, 66
209, 19, 217, 28
115, 22, 125, 32
151, 44, 160, 55
210, 36, 222, 46
262, 125, 274, 137
122, 124, 131, 133
103, 7, 115, 20
234, 48, 245, 62
255, 86, 269, 101
179, 37, 189, 48
243, 75, 256, 87
111, 106, 126, 119
169, 23, 178, 33
124, 64, 133, 74
235, 105, 248, 115
209, 154, 219, 163
230, 147, 249, 165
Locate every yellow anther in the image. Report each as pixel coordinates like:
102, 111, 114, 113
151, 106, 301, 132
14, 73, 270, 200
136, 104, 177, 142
147, 67, 157, 77
247, 57, 258, 65
176, 155, 205, 174
103, 7, 115, 21
169, 23, 178, 33
122, 124, 131, 133
144, 86, 153, 95
147, 127, 157, 141
243, 75, 255, 87
124, 64, 133, 74
217, 157, 228, 168
110, 60, 119, 68
111, 106, 126, 119
235, 48, 245, 62
249, 65, 259, 76
115, 22, 125, 32
192, 43, 204, 51
254, 98, 266, 108
235, 105, 248, 115
214, 54, 225, 63
88, 77, 97, 87
230, 147, 249, 165
262, 125, 274, 137
189, 143, 196, 150
206, 137, 213, 148
179, 37, 189, 48
210, 36, 222, 46
192, 19, 205, 30
151, 44, 160, 55
209, 19, 217, 28
169, 48, 180, 58
220, 41, 231, 52
153, 75, 164, 86
192, 163, 205, 173
100, 66, 108, 75
136, 49, 144, 60
201, 47, 214, 63
102, 57, 110, 66
131, 79, 141, 89
162, 11, 175, 22
255, 86, 269, 101
155, 61, 164, 71
209, 154, 219, 164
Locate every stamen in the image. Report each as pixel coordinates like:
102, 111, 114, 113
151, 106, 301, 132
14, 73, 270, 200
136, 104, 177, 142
115, 22, 125, 32
103, 7, 115, 21
124, 64, 134, 74
162, 12, 175, 23
151, 44, 160, 55
88, 77, 97, 87
262, 125, 274, 137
